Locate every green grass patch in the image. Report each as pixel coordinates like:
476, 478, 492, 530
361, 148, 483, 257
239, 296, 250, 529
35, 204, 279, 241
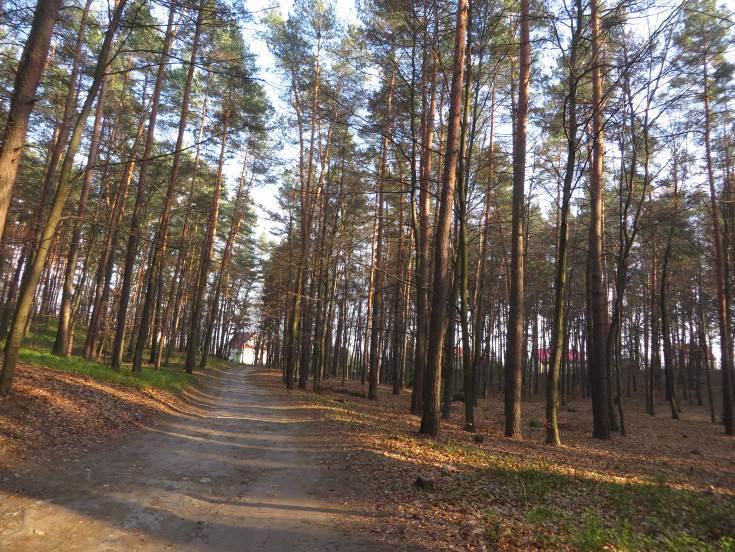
19, 348, 195, 393
6, 318, 234, 393
482, 511, 511, 544
568, 510, 734, 552
525, 504, 564, 524
22, 318, 87, 352
514, 467, 561, 502
165, 352, 230, 373
571, 511, 651, 551
431, 438, 735, 550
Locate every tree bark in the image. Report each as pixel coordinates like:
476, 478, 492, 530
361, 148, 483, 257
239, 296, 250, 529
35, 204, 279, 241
419, 0, 468, 438
504, 0, 531, 439
546, 0, 581, 445
111, 2, 176, 371
132, 0, 205, 372
54, 16, 105, 354
0, 0, 63, 237
411, 14, 437, 415
185, 96, 231, 373
586, 0, 610, 439
368, 67, 395, 400
702, 63, 733, 434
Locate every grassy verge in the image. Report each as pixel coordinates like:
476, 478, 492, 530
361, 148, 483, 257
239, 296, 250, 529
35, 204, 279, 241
18, 348, 195, 393
7, 319, 230, 393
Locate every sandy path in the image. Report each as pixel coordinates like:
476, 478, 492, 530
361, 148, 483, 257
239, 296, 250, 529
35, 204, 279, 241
0, 365, 395, 551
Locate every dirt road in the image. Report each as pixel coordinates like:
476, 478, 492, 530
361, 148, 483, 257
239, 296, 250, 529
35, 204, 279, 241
0, 365, 396, 551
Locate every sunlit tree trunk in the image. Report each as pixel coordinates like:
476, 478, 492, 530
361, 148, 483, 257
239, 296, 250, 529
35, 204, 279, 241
133, 0, 205, 372
0, 0, 63, 238
163, 76, 210, 367
201, 157, 248, 368
83, 64, 140, 358
546, 0, 582, 445
586, 0, 610, 439
391, 164, 407, 395
457, 6, 474, 431
54, 7, 104, 354
185, 96, 232, 373
471, 84, 494, 411
419, 0, 468, 438
24, 0, 94, 291
702, 63, 733, 434
411, 15, 437, 415
368, 67, 395, 400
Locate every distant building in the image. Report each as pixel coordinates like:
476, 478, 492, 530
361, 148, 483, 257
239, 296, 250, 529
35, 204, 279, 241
535, 348, 582, 365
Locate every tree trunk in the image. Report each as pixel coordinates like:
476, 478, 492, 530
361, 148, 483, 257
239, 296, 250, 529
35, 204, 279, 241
111, 2, 176, 371
83, 67, 145, 358
419, 0, 468, 438
0, 0, 63, 237
164, 75, 210, 367
660, 235, 680, 419
368, 67, 395, 400
702, 64, 733, 434
457, 9, 474, 431
546, 0, 581, 445
586, 0, 610, 439
648, 227, 658, 415
504, 0, 530, 439
54, 23, 105, 354
132, 0, 205, 372
411, 17, 437, 416
391, 166, 406, 396
201, 157, 248, 369
185, 97, 232, 373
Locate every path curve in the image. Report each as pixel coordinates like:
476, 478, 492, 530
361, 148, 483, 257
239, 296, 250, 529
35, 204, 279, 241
0, 364, 393, 551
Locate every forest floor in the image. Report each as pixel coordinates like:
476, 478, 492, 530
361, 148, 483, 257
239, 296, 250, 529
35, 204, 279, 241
0, 322, 198, 468
0, 363, 408, 551
0, 361, 190, 469
300, 375, 735, 551
1, 361, 733, 551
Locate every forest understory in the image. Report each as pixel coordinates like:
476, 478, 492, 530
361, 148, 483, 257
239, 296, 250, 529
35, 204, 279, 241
296, 375, 735, 551
0, 354, 734, 551
0, 360, 200, 471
